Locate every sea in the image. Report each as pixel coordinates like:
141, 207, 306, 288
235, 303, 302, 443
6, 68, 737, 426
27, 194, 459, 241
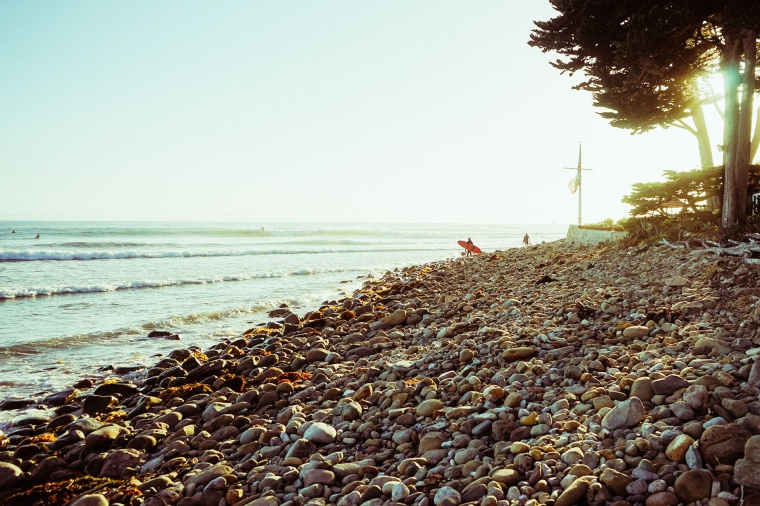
0, 221, 568, 427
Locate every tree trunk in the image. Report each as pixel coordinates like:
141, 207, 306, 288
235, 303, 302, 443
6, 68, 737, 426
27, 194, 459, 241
690, 103, 714, 168
735, 31, 757, 223
721, 35, 742, 228
752, 105, 760, 163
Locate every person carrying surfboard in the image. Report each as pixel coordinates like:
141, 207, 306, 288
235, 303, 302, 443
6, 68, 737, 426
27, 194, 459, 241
457, 238, 481, 256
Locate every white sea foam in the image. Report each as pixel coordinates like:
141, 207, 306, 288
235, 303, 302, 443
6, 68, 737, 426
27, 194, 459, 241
0, 245, 442, 262
0, 221, 570, 421
0, 265, 364, 299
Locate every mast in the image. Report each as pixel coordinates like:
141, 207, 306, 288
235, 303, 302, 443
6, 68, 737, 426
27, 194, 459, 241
564, 142, 592, 226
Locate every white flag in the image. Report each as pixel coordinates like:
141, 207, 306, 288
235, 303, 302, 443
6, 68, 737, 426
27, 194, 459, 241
568, 174, 580, 194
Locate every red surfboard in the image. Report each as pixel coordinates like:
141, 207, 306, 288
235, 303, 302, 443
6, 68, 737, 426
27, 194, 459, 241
458, 240, 482, 254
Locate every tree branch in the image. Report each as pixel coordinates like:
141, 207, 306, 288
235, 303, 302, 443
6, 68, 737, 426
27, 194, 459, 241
672, 120, 697, 135
714, 102, 725, 121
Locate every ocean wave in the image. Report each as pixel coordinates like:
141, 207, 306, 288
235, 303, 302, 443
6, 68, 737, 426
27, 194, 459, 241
4, 223, 508, 240
0, 266, 360, 300
0, 293, 326, 356
0, 245, 443, 262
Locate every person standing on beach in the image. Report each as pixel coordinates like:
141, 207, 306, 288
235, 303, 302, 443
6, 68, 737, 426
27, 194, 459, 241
465, 238, 473, 257
523, 233, 530, 246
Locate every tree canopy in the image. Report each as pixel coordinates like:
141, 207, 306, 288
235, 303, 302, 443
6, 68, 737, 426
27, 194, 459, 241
530, 2, 712, 133
530, 1, 760, 227
621, 167, 722, 217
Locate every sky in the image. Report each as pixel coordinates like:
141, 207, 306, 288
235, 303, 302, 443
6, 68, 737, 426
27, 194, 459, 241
0, 1, 729, 225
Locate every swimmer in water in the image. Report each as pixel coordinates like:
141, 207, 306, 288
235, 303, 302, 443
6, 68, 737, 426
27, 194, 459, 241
35, 233, 40, 239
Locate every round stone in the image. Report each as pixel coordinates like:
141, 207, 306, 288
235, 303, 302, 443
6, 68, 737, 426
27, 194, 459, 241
417, 399, 443, 417
303, 422, 337, 444
674, 469, 712, 503
434, 486, 461, 506
0, 462, 23, 488
70, 495, 109, 506
646, 491, 680, 506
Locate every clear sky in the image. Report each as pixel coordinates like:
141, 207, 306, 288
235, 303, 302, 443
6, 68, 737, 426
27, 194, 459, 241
0, 1, 728, 224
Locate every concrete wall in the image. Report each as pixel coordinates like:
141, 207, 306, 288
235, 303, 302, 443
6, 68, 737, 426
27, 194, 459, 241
566, 225, 627, 246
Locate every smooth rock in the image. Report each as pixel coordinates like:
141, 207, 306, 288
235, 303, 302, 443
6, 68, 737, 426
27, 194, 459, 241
0, 462, 23, 488
99, 449, 143, 478
502, 347, 537, 362
417, 399, 443, 417
652, 375, 689, 395
70, 495, 109, 506
303, 422, 337, 444
599, 468, 632, 496
630, 377, 655, 402
735, 458, 760, 487
700, 423, 751, 465
602, 397, 645, 430
84, 425, 120, 451
554, 477, 588, 506
665, 434, 695, 463
646, 491, 680, 506
623, 325, 650, 339
434, 486, 461, 506
674, 469, 712, 503
491, 468, 520, 486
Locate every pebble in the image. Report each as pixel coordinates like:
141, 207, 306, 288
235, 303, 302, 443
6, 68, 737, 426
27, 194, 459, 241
602, 397, 645, 430
1, 239, 759, 506
303, 422, 336, 444
555, 477, 589, 506
0, 462, 23, 488
673, 469, 713, 503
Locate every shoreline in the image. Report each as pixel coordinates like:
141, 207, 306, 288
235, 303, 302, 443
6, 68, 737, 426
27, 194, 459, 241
1, 239, 759, 505
0, 221, 566, 408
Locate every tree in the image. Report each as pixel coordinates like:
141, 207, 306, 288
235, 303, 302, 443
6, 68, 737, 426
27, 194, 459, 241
715, 5, 759, 226
530, 2, 717, 167
621, 164, 760, 217
621, 167, 722, 217
530, 1, 760, 227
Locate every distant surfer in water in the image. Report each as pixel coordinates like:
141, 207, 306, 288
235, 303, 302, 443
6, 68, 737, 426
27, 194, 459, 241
35, 234, 40, 239
11, 230, 15, 234
523, 233, 530, 246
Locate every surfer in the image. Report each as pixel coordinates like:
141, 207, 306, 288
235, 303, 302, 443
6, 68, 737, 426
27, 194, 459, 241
465, 238, 473, 257
35, 233, 40, 239
11, 230, 15, 234
523, 233, 530, 246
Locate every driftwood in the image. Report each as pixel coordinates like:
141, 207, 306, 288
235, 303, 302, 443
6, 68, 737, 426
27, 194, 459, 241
659, 236, 760, 264
661, 239, 688, 249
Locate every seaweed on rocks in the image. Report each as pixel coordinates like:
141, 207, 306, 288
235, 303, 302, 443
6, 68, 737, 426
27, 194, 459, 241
157, 382, 213, 402
2, 476, 142, 506
5, 239, 760, 506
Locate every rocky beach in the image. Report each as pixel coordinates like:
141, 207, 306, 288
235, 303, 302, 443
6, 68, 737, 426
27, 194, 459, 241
2, 237, 760, 506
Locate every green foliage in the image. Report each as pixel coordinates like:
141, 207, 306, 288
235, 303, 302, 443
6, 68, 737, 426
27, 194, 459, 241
619, 212, 721, 244
531, 1, 760, 227
622, 165, 760, 218
580, 218, 625, 231
622, 166, 723, 217
529, 1, 714, 134
620, 164, 760, 244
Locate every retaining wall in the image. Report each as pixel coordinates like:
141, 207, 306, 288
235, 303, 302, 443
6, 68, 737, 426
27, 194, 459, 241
566, 225, 627, 246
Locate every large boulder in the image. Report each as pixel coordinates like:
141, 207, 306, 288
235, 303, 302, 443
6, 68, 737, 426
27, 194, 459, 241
699, 423, 751, 466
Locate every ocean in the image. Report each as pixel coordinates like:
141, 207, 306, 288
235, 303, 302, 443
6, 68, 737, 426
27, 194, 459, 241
0, 221, 568, 426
